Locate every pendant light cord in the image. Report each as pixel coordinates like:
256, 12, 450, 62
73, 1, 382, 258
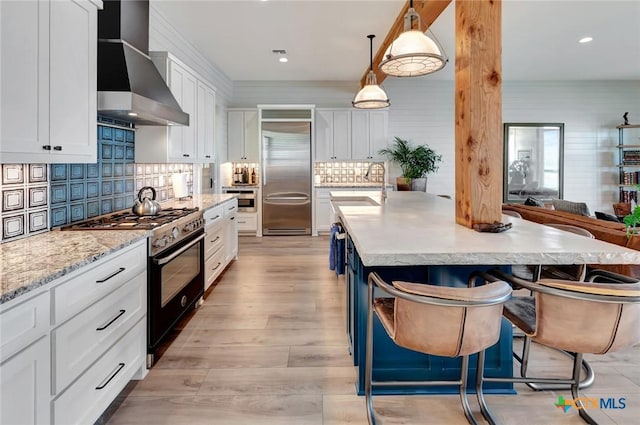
367, 34, 375, 72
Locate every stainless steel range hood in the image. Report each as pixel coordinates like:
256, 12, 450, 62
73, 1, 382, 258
97, 0, 189, 126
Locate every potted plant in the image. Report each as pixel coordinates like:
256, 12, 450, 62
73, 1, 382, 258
624, 204, 640, 237
378, 137, 442, 191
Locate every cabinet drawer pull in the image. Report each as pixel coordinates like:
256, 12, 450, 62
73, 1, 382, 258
230, 217, 235, 221
212, 262, 222, 271
210, 236, 220, 243
183, 153, 190, 157
96, 267, 126, 283
95, 363, 125, 390
209, 215, 220, 221
42, 145, 52, 150
96, 309, 126, 331
205, 155, 211, 158
238, 221, 246, 224
53, 145, 62, 151
228, 206, 236, 211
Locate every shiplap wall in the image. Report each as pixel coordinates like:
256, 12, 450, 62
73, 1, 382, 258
233, 79, 640, 213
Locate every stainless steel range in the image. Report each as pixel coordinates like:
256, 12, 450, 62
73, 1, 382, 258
61, 207, 205, 366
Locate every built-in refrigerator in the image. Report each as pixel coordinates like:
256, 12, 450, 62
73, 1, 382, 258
261, 122, 312, 235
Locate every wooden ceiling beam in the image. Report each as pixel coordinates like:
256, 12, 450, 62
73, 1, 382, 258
360, 0, 452, 88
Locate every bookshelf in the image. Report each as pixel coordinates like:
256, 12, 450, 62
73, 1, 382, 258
617, 124, 640, 203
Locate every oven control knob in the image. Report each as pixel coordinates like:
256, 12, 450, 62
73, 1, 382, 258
172, 227, 179, 238
184, 222, 193, 232
153, 238, 166, 249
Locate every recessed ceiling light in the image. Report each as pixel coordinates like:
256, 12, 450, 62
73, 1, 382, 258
579, 37, 593, 43
272, 49, 288, 63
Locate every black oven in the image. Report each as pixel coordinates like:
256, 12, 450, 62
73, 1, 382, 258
147, 229, 205, 365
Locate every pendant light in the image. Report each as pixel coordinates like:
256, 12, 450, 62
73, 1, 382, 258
379, 0, 447, 77
353, 34, 390, 109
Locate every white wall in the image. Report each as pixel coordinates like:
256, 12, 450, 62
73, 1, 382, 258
232, 79, 640, 213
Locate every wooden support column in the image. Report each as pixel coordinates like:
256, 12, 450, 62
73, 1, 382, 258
454, 0, 502, 228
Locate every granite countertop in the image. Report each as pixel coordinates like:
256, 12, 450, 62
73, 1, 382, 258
160, 193, 237, 211
0, 195, 238, 305
0, 230, 149, 304
336, 191, 640, 267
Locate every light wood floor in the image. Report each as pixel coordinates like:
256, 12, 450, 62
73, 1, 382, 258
101, 236, 640, 425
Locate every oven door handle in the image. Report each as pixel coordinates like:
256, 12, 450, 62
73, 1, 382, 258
153, 233, 206, 265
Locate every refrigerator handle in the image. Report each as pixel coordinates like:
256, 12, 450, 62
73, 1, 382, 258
264, 199, 311, 206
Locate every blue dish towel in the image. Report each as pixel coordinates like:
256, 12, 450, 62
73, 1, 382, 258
329, 223, 345, 275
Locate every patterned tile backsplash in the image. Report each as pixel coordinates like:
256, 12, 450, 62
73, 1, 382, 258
0, 122, 193, 243
313, 161, 384, 184
1, 164, 49, 241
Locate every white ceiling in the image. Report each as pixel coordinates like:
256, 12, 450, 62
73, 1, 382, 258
150, 0, 640, 82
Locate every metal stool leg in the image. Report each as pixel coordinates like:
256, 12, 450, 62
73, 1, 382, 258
514, 336, 595, 391
475, 349, 497, 425
571, 353, 599, 425
459, 355, 479, 425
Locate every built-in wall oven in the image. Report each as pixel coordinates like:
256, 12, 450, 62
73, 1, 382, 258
223, 187, 257, 212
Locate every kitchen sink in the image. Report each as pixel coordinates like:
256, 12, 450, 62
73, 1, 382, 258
330, 196, 380, 206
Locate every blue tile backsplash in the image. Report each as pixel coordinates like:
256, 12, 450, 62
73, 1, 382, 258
0, 118, 194, 243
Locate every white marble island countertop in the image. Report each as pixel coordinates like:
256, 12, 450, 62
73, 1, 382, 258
336, 191, 640, 267
1, 230, 149, 304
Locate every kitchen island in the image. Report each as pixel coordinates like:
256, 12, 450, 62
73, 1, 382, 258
335, 191, 640, 395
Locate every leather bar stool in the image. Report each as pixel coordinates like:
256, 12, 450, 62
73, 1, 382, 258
474, 269, 640, 425
365, 272, 512, 425
503, 224, 597, 391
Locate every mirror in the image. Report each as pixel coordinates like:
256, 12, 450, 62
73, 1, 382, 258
503, 123, 564, 203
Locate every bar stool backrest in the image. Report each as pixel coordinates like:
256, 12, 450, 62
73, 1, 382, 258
533, 279, 640, 354
390, 281, 511, 357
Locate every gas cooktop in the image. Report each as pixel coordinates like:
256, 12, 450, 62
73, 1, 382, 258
60, 207, 200, 231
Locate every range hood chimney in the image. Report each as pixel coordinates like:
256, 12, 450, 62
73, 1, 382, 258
97, 0, 189, 126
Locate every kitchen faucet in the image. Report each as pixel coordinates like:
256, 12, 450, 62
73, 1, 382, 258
365, 162, 387, 204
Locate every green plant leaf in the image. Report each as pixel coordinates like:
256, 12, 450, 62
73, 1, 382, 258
378, 137, 442, 179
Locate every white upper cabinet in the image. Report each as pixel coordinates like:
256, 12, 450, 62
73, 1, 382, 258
197, 81, 216, 162
351, 110, 389, 160
315, 109, 351, 161
227, 109, 259, 162
0, 0, 100, 164
136, 52, 217, 164
168, 60, 197, 162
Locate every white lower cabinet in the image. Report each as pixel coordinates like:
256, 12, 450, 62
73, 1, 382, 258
314, 189, 332, 235
0, 239, 148, 425
205, 246, 225, 290
52, 272, 146, 393
0, 291, 50, 425
49, 240, 148, 425
236, 212, 258, 233
203, 199, 239, 290
52, 319, 146, 425
224, 199, 239, 264
0, 337, 50, 425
